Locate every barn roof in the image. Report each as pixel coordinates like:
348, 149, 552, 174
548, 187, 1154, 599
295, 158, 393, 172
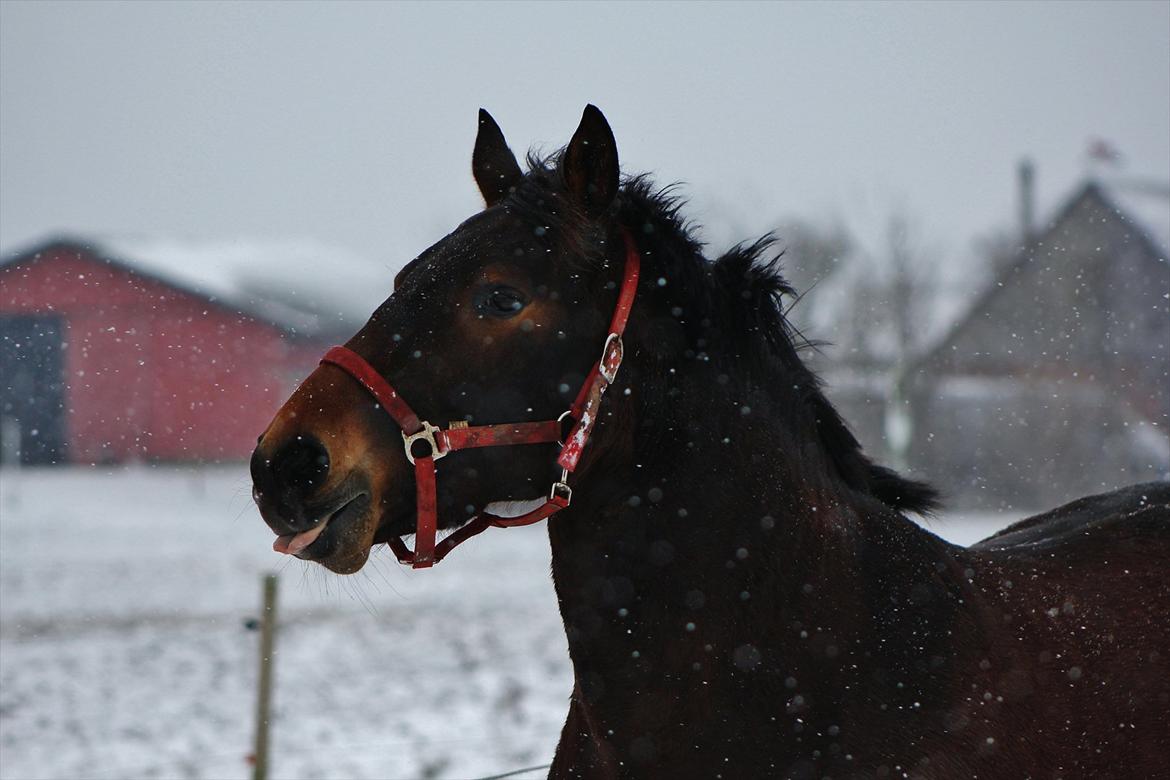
1, 235, 396, 339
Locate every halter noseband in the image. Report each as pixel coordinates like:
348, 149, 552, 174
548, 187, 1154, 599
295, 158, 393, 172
319, 232, 641, 568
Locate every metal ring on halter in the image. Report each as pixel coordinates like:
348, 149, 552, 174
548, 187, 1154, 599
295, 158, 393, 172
555, 410, 575, 447
402, 421, 449, 465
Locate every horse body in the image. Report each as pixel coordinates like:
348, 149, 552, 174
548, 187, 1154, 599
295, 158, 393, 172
251, 106, 1169, 778
950, 484, 1170, 777
539, 211, 1170, 774
548, 467, 1169, 777
538, 160, 1169, 777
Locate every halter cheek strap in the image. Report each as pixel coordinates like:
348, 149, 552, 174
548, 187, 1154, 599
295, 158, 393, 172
318, 231, 641, 568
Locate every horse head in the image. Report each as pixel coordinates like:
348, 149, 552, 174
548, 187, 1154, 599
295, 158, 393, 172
251, 106, 632, 573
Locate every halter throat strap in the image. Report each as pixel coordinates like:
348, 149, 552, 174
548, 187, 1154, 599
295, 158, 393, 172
319, 231, 641, 568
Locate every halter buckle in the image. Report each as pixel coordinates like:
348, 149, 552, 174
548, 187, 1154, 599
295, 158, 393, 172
599, 333, 624, 384
550, 468, 572, 506
402, 421, 449, 464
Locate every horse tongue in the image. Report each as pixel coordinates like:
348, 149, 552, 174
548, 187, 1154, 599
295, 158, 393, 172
272, 522, 327, 555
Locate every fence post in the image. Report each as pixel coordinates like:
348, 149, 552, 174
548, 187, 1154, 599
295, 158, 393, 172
252, 573, 278, 780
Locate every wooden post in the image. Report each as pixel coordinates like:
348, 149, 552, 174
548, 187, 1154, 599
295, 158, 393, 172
252, 573, 278, 780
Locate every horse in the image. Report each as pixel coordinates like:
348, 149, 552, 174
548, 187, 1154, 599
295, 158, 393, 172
251, 106, 1170, 778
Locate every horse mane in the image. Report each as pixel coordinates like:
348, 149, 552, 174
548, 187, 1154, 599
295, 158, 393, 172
510, 151, 939, 516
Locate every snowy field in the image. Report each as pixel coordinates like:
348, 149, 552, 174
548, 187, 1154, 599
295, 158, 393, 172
0, 466, 1017, 780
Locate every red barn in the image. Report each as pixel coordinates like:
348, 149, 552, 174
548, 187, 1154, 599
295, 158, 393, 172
0, 237, 381, 465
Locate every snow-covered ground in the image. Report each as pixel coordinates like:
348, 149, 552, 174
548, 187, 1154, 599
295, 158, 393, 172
0, 467, 1018, 780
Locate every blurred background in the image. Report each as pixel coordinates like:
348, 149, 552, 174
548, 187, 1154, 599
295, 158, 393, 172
1, 2, 1167, 778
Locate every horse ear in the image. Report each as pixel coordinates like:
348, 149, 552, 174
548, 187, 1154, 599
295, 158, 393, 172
472, 109, 523, 207
563, 104, 619, 218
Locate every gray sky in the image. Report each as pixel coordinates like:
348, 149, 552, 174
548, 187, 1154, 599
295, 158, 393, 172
2, 0, 1168, 281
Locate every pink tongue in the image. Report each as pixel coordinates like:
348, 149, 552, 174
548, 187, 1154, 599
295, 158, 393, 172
272, 522, 328, 555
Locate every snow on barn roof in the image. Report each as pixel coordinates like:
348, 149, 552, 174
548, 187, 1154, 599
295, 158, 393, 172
2, 235, 399, 338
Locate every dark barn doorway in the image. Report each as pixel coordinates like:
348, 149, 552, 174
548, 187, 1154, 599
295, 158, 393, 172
0, 315, 67, 465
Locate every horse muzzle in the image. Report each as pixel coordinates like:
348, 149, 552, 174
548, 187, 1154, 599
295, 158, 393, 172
250, 362, 407, 571
249, 433, 332, 529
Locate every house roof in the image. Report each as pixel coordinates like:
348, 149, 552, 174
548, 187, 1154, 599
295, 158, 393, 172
911, 178, 1170, 373
1, 235, 397, 339
1097, 177, 1170, 257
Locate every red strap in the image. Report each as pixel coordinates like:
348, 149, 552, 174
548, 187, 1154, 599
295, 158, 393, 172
320, 346, 422, 434
569, 361, 601, 418
608, 231, 641, 335
431, 517, 493, 562
556, 233, 640, 472
440, 421, 561, 452
384, 454, 442, 568
481, 493, 570, 527
440, 492, 569, 561
412, 456, 438, 567
384, 536, 412, 563
387, 492, 570, 566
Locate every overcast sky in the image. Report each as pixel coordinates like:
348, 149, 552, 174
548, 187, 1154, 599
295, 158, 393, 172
2, 1, 1167, 284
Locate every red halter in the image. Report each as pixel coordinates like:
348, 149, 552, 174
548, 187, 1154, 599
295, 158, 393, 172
319, 232, 641, 568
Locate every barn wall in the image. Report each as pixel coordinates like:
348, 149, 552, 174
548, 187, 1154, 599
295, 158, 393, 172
1, 247, 313, 462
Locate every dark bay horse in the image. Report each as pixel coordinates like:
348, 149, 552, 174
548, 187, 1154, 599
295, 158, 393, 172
251, 106, 1170, 778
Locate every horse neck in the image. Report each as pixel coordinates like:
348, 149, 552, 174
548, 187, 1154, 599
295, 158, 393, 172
547, 290, 978, 744
550, 355, 886, 640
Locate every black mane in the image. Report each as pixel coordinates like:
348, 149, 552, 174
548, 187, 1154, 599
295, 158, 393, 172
508, 152, 939, 516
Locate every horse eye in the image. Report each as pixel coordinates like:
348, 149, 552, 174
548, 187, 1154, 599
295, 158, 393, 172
475, 285, 528, 318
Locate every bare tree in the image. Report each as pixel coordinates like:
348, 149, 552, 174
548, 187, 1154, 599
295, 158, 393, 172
883, 212, 939, 469
973, 226, 1022, 281
775, 218, 854, 331
817, 210, 939, 469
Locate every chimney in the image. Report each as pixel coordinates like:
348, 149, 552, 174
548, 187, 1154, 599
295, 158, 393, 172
1018, 158, 1035, 243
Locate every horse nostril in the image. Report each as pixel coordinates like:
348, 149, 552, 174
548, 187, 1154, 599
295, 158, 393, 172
271, 435, 331, 495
